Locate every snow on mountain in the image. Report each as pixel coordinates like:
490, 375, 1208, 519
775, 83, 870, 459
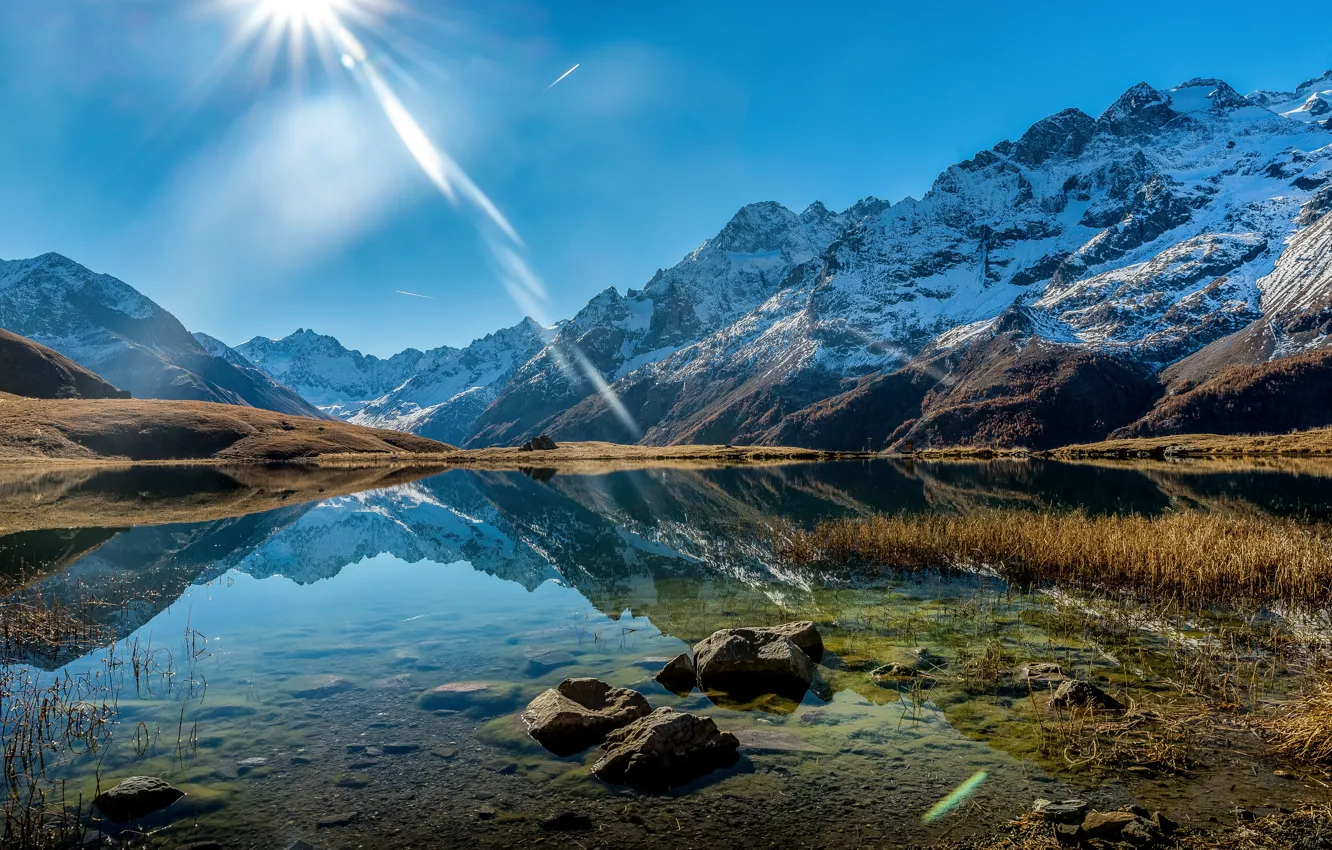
466, 200, 872, 445
0, 253, 325, 417
463, 70, 1332, 448
238, 318, 547, 445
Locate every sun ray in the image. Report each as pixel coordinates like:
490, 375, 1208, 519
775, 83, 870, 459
216, 0, 642, 441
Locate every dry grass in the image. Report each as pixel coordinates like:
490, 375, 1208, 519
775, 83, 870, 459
317, 440, 859, 472
0, 393, 450, 463
1053, 427, 1332, 459
1266, 675, 1332, 764
780, 510, 1332, 609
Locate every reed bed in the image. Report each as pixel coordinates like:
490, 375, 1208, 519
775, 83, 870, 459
1266, 675, 1332, 764
779, 510, 1332, 610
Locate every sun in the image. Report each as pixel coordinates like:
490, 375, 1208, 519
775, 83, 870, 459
223, 0, 391, 78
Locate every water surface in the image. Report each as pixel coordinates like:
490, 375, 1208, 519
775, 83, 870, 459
4, 459, 1330, 848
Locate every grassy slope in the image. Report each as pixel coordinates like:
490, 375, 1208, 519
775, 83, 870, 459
0, 394, 450, 462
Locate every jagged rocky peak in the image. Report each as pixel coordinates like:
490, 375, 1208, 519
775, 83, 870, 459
1096, 81, 1177, 136
1013, 108, 1096, 166
708, 201, 811, 254
1248, 70, 1332, 110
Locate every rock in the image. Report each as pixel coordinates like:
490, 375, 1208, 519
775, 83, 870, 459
178, 843, 223, 850
1054, 824, 1083, 846
345, 744, 367, 754
416, 681, 520, 715
235, 757, 267, 775
764, 621, 825, 662
491, 761, 518, 775
910, 648, 947, 670
692, 627, 815, 698
1051, 679, 1124, 712
1016, 662, 1068, 686
1120, 818, 1159, 846
522, 678, 653, 757
654, 653, 696, 694
476, 807, 497, 821
315, 812, 359, 828
540, 811, 593, 831
212, 762, 240, 781
591, 707, 739, 792
291, 755, 313, 765
93, 776, 185, 823
334, 773, 370, 788
1235, 807, 1256, 822
288, 842, 317, 850
870, 663, 922, 681
521, 649, 577, 677
290, 675, 354, 699
731, 728, 823, 753
429, 747, 458, 760
1033, 799, 1089, 824
382, 743, 420, 755
1081, 811, 1138, 841
519, 435, 558, 451
1152, 811, 1177, 835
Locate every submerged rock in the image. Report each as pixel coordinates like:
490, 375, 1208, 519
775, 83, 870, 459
870, 662, 923, 681
591, 707, 739, 792
540, 811, 593, 831
93, 776, 185, 823
693, 624, 822, 698
654, 653, 696, 694
1016, 662, 1068, 687
1051, 679, 1124, 712
416, 681, 520, 715
289, 674, 355, 699
522, 678, 652, 757
522, 648, 577, 677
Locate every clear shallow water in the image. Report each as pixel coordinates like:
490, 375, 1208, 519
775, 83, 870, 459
4, 459, 1332, 848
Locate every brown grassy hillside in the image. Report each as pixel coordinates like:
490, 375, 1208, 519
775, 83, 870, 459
0, 394, 450, 462
1117, 349, 1332, 438
0, 328, 129, 400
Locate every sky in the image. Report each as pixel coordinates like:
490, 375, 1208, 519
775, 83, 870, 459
1, 1, 1330, 357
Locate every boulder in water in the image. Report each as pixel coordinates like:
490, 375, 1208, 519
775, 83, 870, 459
692, 625, 821, 698
521, 678, 652, 757
1051, 679, 1123, 712
654, 653, 697, 694
591, 707, 739, 792
93, 776, 184, 823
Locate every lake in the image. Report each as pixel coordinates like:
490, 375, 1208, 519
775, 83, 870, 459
3, 458, 1331, 848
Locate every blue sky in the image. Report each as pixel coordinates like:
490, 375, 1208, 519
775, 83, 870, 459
1, 0, 1329, 356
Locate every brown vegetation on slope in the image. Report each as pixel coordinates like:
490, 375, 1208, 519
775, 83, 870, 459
0, 394, 450, 462
0, 329, 128, 400
891, 341, 1157, 451
1116, 348, 1332, 438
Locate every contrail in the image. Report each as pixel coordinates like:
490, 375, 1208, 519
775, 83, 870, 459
545, 63, 580, 91
396, 290, 436, 299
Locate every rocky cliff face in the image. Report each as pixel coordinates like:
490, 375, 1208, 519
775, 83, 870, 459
0, 254, 324, 418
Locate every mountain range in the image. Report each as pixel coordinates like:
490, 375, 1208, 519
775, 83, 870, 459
0, 254, 323, 418
4, 70, 1332, 450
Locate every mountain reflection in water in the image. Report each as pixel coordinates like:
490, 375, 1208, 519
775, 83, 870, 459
3, 458, 1332, 848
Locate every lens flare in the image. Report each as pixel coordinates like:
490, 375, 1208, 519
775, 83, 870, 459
219, 0, 641, 440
